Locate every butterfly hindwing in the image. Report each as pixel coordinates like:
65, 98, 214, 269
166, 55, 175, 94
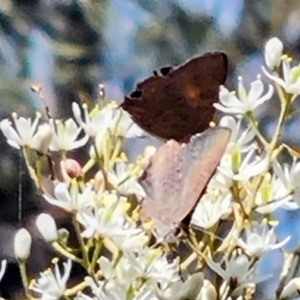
140, 127, 231, 226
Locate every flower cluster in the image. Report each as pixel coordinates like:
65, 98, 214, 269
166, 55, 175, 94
0, 37, 300, 300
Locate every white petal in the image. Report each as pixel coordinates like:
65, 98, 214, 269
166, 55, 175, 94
253, 84, 274, 108
247, 79, 264, 103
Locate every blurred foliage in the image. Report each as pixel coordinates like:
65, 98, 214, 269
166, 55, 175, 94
0, 0, 299, 115
0, 0, 300, 297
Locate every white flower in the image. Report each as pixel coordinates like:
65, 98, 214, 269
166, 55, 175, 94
107, 162, 146, 200
31, 259, 72, 300
264, 37, 283, 69
263, 56, 300, 95
109, 224, 148, 252
215, 77, 274, 115
30, 123, 53, 154
0, 112, 41, 149
36, 214, 58, 242
79, 244, 180, 299
76, 276, 155, 300
14, 228, 32, 260
207, 254, 270, 293
77, 193, 140, 241
191, 193, 231, 229
209, 117, 256, 191
98, 255, 137, 286
127, 248, 180, 286
214, 147, 268, 190
274, 159, 300, 192
219, 116, 255, 153
255, 172, 296, 213
72, 102, 115, 138
72, 102, 144, 139
43, 182, 95, 213
236, 222, 290, 257
272, 159, 300, 209
49, 118, 89, 151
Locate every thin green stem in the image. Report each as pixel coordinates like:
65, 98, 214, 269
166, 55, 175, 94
109, 137, 122, 168
72, 215, 89, 268
246, 112, 269, 147
89, 238, 103, 273
18, 259, 34, 299
51, 241, 83, 264
268, 83, 292, 154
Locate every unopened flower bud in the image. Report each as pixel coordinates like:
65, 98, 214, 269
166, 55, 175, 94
36, 213, 58, 242
14, 229, 32, 260
61, 158, 82, 180
264, 37, 283, 69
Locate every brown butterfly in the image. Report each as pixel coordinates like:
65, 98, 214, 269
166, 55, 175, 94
140, 127, 230, 227
121, 52, 228, 142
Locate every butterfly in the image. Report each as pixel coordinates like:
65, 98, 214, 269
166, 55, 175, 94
139, 127, 230, 227
121, 52, 228, 142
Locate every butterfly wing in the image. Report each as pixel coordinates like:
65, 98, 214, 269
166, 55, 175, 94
121, 52, 228, 142
140, 139, 184, 222
140, 127, 231, 226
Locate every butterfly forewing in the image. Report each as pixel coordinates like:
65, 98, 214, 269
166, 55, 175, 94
121, 52, 228, 142
140, 127, 231, 226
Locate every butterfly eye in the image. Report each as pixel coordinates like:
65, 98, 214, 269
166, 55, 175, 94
153, 70, 159, 76
130, 90, 143, 98
160, 66, 173, 76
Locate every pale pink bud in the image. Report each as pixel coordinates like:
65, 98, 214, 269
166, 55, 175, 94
61, 159, 82, 179
36, 213, 58, 242
14, 229, 32, 260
